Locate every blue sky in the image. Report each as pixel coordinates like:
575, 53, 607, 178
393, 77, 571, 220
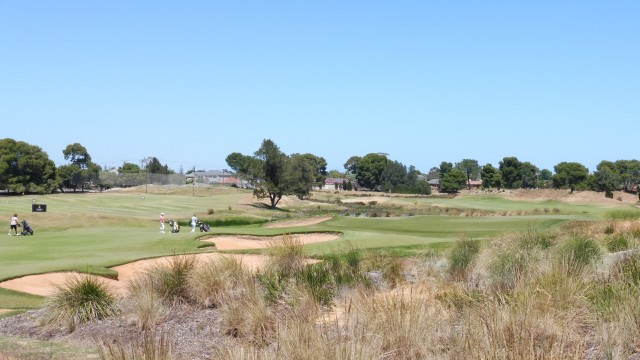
1, 1, 638, 174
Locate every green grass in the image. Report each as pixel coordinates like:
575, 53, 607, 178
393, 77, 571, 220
0, 188, 634, 310
0, 288, 44, 312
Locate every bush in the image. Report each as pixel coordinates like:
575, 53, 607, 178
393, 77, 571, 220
98, 329, 173, 360
188, 256, 250, 308
42, 274, 119, 332
605, 234, 629, 252
557, 236, 603, 276
298, 263, 336, 306
145, 255, 197, 306
266, 234, 306, 278
447, 237, 481, 281
125, 275, 170, 331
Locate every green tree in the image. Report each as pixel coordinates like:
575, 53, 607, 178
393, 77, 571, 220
59, 143, 100, 191
594, 160, 620, 193
520, 162, 539, 189
499, 157, 522, 189
143, 157, 173, 174
226, 139, 325, 208
439, 161, 453, 178
0, 138, 59, 194
118, 162, 141, 174
615, 159, 640, 192
552, 162, 589, 193
440, 169, 467, 193
343, 156, 362, 175
455, 159, 480, 190
380, 160, 407, 192
291, 153, 327, 189
481, 163, 502, 189
355, 153, 388, 191
285, 154, 317, 200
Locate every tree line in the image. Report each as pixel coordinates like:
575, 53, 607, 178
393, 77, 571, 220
0, 138, 176, 194
2, 138, 639, 204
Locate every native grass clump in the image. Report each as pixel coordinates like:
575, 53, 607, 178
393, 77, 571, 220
35, 219, 640, 359
41, 274, 119, 333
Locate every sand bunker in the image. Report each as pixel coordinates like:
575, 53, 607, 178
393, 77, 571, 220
264, 216, 333, 228
0, 254, 273, 297
202, 232, 341, 251
0, 231, 340, 298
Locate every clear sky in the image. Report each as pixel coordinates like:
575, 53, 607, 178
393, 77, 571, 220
1, 1, 638, 174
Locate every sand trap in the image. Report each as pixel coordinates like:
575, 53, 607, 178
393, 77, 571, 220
202, 232, 341, 251
264, 216, 333, 228
0, 254, 273, 297
0, 232, 340, 297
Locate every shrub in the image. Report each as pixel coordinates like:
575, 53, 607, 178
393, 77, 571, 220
97, 329, 173, 360
188, 256, 250, 308
207, 208, 215, 215
605, 234, 629, 252
219, 280, 276, 346
611, 253, 640, 287
146, 255, 197, 306
125, 275, 169, 330
557, 236, 603, 276
257, 270, 289, 305
298, 262, 336, 306
42, 274, 119, 332
447, 237, 481, 281
266, 234, 306, 278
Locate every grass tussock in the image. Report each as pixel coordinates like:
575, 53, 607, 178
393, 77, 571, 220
97, 329, 173, 360
188, 256, 251, 309
41, 274, 119, 332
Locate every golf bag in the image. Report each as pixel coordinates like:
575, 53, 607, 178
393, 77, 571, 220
198, 221, 210, 232
169, 219, 180, 233
21, 220, 34, 235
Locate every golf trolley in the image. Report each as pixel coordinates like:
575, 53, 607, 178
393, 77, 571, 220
169, 219, 180, 233
198, 221, 210, 232
20, 220, 34, 235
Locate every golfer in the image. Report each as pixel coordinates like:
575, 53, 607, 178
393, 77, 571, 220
191, 214, 198, 233
160, 213, 166, 233
8, 214, 19, 236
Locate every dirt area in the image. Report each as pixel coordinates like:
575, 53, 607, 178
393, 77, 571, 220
203, 232, 340, 251
461, 188, 640, 207
263, 215, 333, 228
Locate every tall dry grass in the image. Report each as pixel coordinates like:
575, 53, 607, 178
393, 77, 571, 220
41, 274, 119, 332
86, 219, 640, 359
97, 329, 173, 360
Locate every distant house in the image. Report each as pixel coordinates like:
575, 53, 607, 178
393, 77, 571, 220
324, 178, 349, 190
468, 180, 482, 190
427, 178, 439, 190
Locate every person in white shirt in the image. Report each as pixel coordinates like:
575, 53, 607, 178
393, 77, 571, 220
9, 214, 19, 236
191, 214, 198, 233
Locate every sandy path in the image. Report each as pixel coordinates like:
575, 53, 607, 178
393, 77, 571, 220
0, 232, 340, 298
